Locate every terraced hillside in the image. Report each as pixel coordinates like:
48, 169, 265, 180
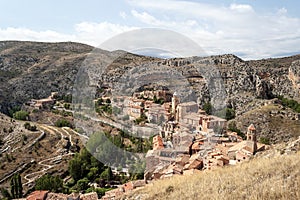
0, 113, 85, 194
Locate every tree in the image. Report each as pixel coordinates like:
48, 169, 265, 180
100, 167, 113, 181
68, 156, 84, 182
203, 102, 212, 115
225, 108, 235, 120
64, 103, 71, 110
1, 188, 11, 200
10, 174, 22, 199
24, 122, 37, 131
35, 174, 63, 193
55, 119, 72, 128
13, 111, 29, 121
76, 178, 89, 191
228, 121, 245, 139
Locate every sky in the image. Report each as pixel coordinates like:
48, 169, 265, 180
0, 0, 300, 60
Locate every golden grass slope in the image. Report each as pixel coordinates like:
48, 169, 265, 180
125, 152, 300, 200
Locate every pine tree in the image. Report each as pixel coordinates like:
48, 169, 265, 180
10, 174, 22, 198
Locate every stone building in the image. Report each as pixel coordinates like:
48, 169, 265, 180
153, 135, 164, 150
171, 92, 180, 114
227, 124, 265, 161
175, 101, 198, 122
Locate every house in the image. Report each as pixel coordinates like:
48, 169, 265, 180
200, 115, 226, 133
175, 102, 198, 122
27, 190, 48, 200
153, 135, 164, 150
125, 98, 145, 119
80, 192, 98, 200
146, 103, 171, 124
227, 124, 265, 160
133, 90, 171, 102
101, 188, 124, 200
123, 180, 146, 193
27, 92, 57, 110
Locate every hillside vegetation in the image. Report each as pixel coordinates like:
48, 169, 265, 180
125, 152, 300, 200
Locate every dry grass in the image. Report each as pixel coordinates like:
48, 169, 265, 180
126, 152, 300, 200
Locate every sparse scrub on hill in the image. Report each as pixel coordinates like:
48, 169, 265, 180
52, 109, 73, 117
24, 122, 37, 131
13, 110, 29, 121
127, 153, 300, 200
259, 137, 271, 145
54, 119, 73, 128
203, 102, 212, 115
228, 121, 245, 139
277, 96, 300, 113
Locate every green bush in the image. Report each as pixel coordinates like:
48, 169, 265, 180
76, 178, 89, 191
203, 102, 212, 115
277, 96, 300, 113
55, 119, 72, 128
64, 103, 71, 110
259, 137, 270, 145
35, 174, 63, 192
225, 108, 236, 120
13, 111, 29, 121
24, 122, 37, 131
228, 121, 245, 139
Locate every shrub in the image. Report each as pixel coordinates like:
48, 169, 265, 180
203, 102, 212, 115
259, 137, 271, 145
225, 108, 236, 120
35, 174, 63, 192
64, 103, 71, 110
277, 96, 300, 113
24, 122, 37, 131
55, 119, 72, 128
228, 121, 245, 139
13, 111, 29, 121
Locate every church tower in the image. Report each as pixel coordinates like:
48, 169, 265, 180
171, 92, 180, 114
247, 124, 257, 153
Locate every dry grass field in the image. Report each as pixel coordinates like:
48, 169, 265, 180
125, 152, 300, 200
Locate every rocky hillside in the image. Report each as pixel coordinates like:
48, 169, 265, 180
0, 41, 93, 114
0, 41, 299, 142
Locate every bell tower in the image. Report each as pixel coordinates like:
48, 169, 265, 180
171, 92, 180, 114
247, 124, 257, 153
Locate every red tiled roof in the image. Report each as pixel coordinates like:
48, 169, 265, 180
27, 190, 48, 200
248, 124, 256, 131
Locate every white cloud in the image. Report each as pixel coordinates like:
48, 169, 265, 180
120, 11, 127, 19
278, 7, 288, 15
1, 1, 299, 60
74, 21, 137, 46
128, 0, 300, 59
0, 27, 76, 42
0, 22, 137, 47
229, 4, 254, 13
131, 10, 164, 26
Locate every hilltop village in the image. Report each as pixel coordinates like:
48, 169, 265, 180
24, 90, 267, 199
28, 90, 267, 177
111, 89, 266, 180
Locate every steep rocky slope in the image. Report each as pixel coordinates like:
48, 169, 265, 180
0, 41, 299, 142
0, 41, 93, 114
